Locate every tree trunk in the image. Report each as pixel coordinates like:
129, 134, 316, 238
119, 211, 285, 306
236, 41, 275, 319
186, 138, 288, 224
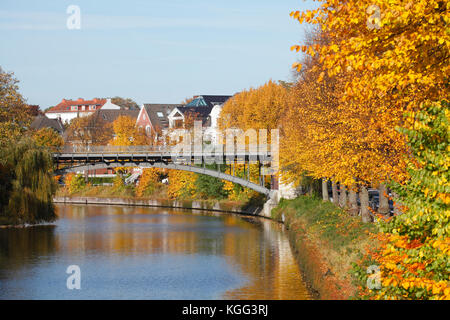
339, 185, 347, 208
378, 184, 390, 216
391, 191, 403, 215
360, 186, 372, 223
322, 178, 329, 201
332, 181, 339, 205
348, 186, 358, 216
307, 186, 313, 196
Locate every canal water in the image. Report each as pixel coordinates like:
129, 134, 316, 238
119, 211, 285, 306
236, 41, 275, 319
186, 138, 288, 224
0, 204, 311, 300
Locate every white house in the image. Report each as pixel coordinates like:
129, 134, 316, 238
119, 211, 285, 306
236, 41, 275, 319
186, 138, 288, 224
166, 95, 232, 144
45, 98, 120, 123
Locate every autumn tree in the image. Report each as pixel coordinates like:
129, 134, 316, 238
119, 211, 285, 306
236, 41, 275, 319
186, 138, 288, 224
285, 0, 450, 219
290, 0, 448, 111
219, 80, 289, 132
289, 0, 449, 186
109, 115, 149, 146
0, 67, 33, 146
64, 115, 93, 149
167, 170, 197, 199
183, 111, 201, 130
0, 138, 57, 225
287, 0, 449, 299
65, 112, 115, 148
354, 101, 449, 300
195, 164, 228, 199
136, 168, 162, 197
111, 97, 139, 110
32, 127, 64, 152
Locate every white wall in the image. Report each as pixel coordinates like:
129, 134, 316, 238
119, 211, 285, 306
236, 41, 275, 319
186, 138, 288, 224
101, 98, 121, 110
46, 111, 94, 124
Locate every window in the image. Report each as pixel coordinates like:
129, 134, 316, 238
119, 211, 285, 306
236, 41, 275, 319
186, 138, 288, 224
143, 113, 146, 120
174, 119, 183, 128
71, 105, 78, 111
157, 112, 164, 118
90, 105, 96, 110
81, 105, 85, 111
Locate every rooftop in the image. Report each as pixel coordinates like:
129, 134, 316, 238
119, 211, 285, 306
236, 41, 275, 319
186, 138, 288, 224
30, 114, 65, 134
46, 98, 107, 113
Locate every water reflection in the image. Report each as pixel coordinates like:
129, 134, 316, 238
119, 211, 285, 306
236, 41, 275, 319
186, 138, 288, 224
0, 204, 310, 300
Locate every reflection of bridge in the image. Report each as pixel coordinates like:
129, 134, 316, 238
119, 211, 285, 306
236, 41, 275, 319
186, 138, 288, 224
53, 145, 277, 197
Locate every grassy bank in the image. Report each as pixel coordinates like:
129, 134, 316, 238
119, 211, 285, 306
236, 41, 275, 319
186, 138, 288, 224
271, 196, 378, 299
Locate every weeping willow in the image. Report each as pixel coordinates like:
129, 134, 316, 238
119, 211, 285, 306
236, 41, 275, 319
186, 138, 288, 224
0, 138, 57, 225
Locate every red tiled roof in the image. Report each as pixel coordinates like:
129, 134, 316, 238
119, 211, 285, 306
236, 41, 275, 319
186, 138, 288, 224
46, 98, 107, 113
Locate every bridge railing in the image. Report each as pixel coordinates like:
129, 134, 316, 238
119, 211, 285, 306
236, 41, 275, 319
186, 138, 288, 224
58, 145, 168, 154
56, 144, 274, 155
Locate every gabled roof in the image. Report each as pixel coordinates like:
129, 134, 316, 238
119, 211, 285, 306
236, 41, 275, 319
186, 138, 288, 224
30, 114, 65, 134
177, 106, 212, 118
46, 98, 107, 113
88, 109, 139, 126
143, 104, 181, 130
173, 106, 213, 127
101, 98, 121, 110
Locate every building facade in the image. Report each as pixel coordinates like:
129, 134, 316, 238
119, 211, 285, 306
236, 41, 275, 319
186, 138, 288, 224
45, 98, 120, 123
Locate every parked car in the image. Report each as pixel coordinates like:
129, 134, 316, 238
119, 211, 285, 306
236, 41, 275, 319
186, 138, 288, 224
368, 188, 394, 215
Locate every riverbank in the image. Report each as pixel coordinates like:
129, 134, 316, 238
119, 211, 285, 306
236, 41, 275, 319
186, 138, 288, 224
271, 196, 378, 300
53, 196, 264, 216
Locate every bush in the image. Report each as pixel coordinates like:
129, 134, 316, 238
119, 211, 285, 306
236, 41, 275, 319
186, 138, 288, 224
352, 101, 450, 300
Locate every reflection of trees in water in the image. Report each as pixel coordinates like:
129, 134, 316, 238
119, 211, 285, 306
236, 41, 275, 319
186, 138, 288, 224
57, 204, 310, 299
0, 225, 57, 275
222, 218, 311, 300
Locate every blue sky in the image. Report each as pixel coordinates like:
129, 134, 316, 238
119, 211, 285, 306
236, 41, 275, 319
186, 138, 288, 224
0, 0, 316, 108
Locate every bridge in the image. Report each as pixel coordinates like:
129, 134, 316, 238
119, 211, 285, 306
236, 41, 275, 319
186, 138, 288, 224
53, 145, 278, 198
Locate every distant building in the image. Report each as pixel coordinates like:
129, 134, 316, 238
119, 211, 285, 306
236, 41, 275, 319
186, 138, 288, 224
167, 95, 232, 144
65, 108, 140, 146
100, 99, 121, 110
136, 104, 181, 139
89, 108, 140, 126
29, 114, 65, 134
45, 98, 121, 123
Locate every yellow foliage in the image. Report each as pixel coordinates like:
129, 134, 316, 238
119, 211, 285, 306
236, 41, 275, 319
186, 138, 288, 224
136, 168, 160, 197
109, 115, 149, 146
167, 170, 197, 199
